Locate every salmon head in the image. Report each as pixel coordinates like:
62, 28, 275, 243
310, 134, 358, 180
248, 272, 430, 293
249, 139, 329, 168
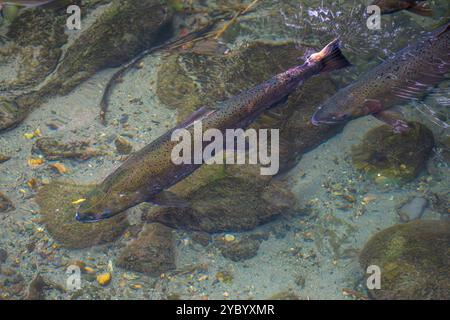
311, 87, 372, 125
75, 186, 145, 223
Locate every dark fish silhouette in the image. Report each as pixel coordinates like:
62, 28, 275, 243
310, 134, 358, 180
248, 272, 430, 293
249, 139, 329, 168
371, 0, 433, 16
75, 39, 351, 222
312, 23, 449, 132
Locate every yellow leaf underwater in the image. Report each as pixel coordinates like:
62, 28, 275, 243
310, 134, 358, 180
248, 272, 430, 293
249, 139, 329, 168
71, 198, 86, 205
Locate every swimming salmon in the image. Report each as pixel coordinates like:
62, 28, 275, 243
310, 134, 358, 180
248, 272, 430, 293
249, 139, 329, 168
371, 0, 433, 16
312, 23, 450, 132
75, 39, 351, 222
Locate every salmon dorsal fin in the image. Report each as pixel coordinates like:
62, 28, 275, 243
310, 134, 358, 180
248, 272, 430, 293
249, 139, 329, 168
407, 1, 433, 17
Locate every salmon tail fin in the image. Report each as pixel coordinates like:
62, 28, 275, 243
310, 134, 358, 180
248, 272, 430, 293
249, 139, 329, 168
407, 1, 433, 17
309, 38, 351, 73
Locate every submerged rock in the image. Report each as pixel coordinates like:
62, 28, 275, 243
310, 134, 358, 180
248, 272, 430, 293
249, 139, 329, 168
191, 232, 212, 247
360, 220, 450, 300
267, 290, 301, 300
0, 268, 26, 299
43, 0, 173, 96
0, 153, 11, 163
429, 192, 450, 215
114, 136, 133, 155
219, 236, 262, 262
351, 122, 434, 186
116, 223, 176, 276
33, 137, 105, 160
26, 274, 47, 300
35, 181, 129, 249
2, 5, 68, 92
0, 248, 7, 264
397, 197, 428, 222
0, 192, 14, 213
144, 170, 298, 233
0, 4, 71, 131
0, 0, 173, 131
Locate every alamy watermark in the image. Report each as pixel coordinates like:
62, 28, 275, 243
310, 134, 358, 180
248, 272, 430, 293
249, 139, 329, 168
66, 5, 81, 30
366, 265, 381, 290
366, 5, 381, 30
170, 120, 280, 176
66, 265, 81, 291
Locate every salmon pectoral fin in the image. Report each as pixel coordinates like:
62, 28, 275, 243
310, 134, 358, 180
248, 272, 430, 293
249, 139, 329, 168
407, 1, 433, 17
149, 191, 190, 208
373, 110, 410, 134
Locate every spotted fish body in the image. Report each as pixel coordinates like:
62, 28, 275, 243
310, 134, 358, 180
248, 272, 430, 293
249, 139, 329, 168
312, 23, 450, 126
371, 0, 433, 16
76, 39, 351, 222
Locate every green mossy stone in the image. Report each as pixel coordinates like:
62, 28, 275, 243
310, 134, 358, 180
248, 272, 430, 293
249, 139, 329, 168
0, 192, 14, 213
145, 175, 297, 233
44, 0, 173, 96
0, 0, 173, 131
0, 98, 30, 132
220, 236, 262, 262
360, 220, 450, 300
4, 6, 67, 91
351, 122, 435, 186
36, 181, 129, 249
116, 223, 176, 276
267, 290, 301, 300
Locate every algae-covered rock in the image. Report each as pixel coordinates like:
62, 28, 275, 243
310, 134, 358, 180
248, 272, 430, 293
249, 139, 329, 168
360, 220, 450, 300
219, 236, 262, 262
144, 170, 298, 233
0, 153, 10, 163
33, 137, 105, 160
351, 122, 434, 186
114, 136, 133, 155
267, 290, 301, 300
0, 0, 173, 131
0, 192, 14, 213
35, 181, 129, 249
0, 97, 31, 132
42, 0, 172, 96
397, 197, 428, 222
116, 223, 176, 276
2, 5, 68, 92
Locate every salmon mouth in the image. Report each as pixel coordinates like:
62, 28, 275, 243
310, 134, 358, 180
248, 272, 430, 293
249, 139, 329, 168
311, 112, 340, 126
75, 208, 113, 223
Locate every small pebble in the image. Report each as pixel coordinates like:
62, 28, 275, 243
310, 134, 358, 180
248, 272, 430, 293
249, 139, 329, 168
96, 272, 112, 286
224, 234, 235, 242
399, 197, 428, 222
